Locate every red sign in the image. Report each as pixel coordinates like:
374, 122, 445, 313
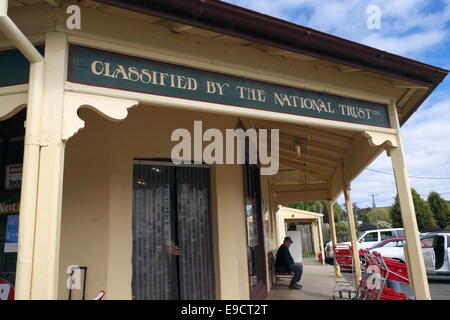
0, 278, 15, 300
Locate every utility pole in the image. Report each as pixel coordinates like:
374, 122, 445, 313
369, 194, 379, 229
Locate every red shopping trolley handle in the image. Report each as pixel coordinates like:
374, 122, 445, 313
93, 290, 105, 300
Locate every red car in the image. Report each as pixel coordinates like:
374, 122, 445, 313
358, 238, 406, 257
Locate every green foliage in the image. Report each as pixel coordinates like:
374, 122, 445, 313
376, 208, 392, 223
445, 225, 450, 231
390, 188, 436, 232
428, 191, 450, 229
333, 203, 343, 222
287, 201, 343, 222
288, 201, 324, 213
360, 207, 392, 225
359, 222, 377, 232
362, 213, 370, 223
335, 222, 349, 242
376, 220, 392, 229
390, 195, 402, 228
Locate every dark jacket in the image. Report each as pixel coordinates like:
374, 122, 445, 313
275, 244, 294, 270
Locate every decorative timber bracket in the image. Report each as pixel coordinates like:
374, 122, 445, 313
0, 93, 28, 121
62, 91, 139, 140
362, 130, 398, 149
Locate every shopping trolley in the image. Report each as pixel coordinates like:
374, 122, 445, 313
358, 249, 409, 300
332, 244, 358, 299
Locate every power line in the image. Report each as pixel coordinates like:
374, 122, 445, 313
366, 168, 450, 180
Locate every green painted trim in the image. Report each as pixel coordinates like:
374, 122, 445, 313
0, 46, 45, 87
67, 45, 390, 128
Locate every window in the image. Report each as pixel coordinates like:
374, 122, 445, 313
396, 230, 405, 237
421, 236, 435, 248
448, 236, 450, 248
382, 241, 398, 248
380, 231, 394, 241
362, 232, 378, 242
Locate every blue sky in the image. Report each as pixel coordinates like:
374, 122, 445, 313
224, 0, 450, 207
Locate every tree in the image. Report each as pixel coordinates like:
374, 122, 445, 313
390, 196, 402, 228
335, 222, 349, 242
376, 208, 392, 224
359, 222, 377, 232
359, 207, 391, 226
361, 213, 370, 223
376, 220, 392, 229
390, 188, 436, 231
333, 203, 343, 222
428, 191, 450, 229
288, 201, 343, 222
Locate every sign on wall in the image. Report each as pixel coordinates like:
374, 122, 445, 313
68, 45, 391, 128
4, 214, 19, 253
5, 164, 22, 190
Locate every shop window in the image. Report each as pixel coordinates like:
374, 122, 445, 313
0, 109, 25, 289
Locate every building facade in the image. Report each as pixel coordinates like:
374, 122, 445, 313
0, 0, 447, 300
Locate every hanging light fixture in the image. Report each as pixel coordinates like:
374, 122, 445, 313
294, 143, 301, 157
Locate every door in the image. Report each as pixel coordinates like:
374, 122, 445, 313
132, 161, 215, 300
421, 236, 436, 274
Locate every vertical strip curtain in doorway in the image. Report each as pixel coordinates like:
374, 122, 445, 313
132, 164, 179, 300
176, 166, 214, 300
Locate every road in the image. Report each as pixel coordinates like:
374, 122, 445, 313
342, 271, 450, 300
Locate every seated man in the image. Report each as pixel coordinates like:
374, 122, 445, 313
275, 237, 303, 290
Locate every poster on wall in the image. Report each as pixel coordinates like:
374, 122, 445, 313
5, 164, 22, 190
4, 214, 19, 253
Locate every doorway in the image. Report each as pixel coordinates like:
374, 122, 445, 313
244, 164, 268, 300
132, 160, 215, 300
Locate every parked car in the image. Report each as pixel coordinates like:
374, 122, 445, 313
324, 228, 404, 264
369, 237, 406, 250
370, 232, 450, 276
366, 238, 406, 260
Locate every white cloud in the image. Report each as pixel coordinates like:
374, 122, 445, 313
349, 98, 450, 207
223, 0, 450, 205
224, 0, 450, 59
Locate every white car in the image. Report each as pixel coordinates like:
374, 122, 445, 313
371, 232, 450, 276
324, 228, 405, 264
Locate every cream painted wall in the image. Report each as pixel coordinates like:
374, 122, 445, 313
58, 113, 111, 300
58, 105, 250, 299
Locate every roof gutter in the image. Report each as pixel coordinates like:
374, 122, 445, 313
93, 0, 448, 125
0, 0, 44, 300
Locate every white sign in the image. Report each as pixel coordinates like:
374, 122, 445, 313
5, 164, 22, 189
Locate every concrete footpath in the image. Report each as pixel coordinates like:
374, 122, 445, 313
267, 258, 349, 300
